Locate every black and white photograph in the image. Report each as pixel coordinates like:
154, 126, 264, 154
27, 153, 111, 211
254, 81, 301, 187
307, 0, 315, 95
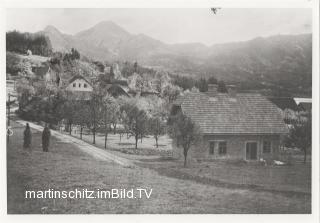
2, 0, 319, 221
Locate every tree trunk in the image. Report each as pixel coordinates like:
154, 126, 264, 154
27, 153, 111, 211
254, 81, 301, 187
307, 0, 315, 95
135, 134, 138, 150
69, 123, 72, 135
155, 136, 158, 148
80, 126, 83, 139
93, 128, 95, 144
113, 124, 116, 134
183, 147, 188, 167
119, 133, 122, 142
104, 131, 108, 149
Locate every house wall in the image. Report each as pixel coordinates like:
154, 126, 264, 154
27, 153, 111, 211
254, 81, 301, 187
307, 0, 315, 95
172, 134, 280, 161
66, 79, 93, 92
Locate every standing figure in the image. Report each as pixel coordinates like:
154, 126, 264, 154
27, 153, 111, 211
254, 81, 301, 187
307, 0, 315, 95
42, 124, 51, 152
23, 123, 32, 150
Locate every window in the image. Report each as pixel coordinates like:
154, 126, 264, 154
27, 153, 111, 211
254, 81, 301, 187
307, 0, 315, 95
218, 141, 227, 155
79, 83, 81, 88
209, 142, 215, 155
84, 83, 87, 88
263, 141, 271, 153
73, 83, 76, 87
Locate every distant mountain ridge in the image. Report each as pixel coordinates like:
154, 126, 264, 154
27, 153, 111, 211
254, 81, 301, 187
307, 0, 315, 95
36, 21, 311, 96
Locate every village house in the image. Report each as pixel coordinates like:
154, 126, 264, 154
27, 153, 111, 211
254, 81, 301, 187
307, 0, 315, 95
65, 75, 93, 100
66, 75, 93, 92
171, 84, 288, 161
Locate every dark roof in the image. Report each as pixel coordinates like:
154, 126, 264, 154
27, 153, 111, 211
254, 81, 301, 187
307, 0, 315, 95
68, 75, 91, 85
268, 97, 299, 111
106, 84, 130, 97
173, 92, 288, 135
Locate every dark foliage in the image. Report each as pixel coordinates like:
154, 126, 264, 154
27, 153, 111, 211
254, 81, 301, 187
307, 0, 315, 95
6, 31, 52, 56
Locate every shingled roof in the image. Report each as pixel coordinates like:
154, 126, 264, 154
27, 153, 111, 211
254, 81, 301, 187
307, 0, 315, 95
173, 92, 288, 135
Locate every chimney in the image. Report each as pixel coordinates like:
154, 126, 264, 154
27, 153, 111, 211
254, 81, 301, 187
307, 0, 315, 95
227, 85, 237, 97
207, 84, 218, 97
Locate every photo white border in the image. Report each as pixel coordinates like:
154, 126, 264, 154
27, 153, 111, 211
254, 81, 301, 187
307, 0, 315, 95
0, 0, 319, 223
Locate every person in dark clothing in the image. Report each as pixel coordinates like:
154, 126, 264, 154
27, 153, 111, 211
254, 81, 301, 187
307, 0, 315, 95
23, 123, 32, 150
42, 124, 51, 152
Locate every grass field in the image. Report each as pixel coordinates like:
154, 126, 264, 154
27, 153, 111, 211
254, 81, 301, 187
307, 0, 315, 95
7, 122, 311, 214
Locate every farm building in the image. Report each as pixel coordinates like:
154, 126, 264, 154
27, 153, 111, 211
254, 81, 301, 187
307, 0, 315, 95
171, 84, 288, 161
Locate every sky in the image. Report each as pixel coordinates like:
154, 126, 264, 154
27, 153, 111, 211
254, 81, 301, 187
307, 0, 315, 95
6, 8, 312, 46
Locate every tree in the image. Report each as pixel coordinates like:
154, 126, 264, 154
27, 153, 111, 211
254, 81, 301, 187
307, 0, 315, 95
121, 101, 148, 150
89, 91, 102, 144
207, 76, 218, 84
74, 100, 91, 139
287, 111, 311, 163
162, 85, 181, 103
218, 80, 228, 93
148, 117, 166, 148
62, 98, 77, 135
196, 78, 208, 92
210, 8, 220, 14
134, 61, 138, 73
168, 111, 200, 167
100, 94, 115, 149
110, 100, 120, 134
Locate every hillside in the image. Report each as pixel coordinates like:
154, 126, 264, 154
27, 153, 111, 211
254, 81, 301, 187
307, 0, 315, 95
7, 21, 312, 97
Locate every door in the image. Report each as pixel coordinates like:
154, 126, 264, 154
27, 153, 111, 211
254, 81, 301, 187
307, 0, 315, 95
246, 142, 258, 160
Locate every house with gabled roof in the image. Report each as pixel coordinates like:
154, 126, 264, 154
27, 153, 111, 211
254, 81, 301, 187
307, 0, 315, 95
66, 75, 93, 92
65, 75, 93, 100
171, 84, 288, 161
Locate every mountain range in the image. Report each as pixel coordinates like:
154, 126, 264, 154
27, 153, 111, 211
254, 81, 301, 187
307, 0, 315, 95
38, 21, 312, 96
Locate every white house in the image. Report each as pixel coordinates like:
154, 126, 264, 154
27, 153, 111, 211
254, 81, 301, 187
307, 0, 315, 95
66, 75, 93, 92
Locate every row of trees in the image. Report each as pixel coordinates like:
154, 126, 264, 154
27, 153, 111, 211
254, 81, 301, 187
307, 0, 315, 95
32, 89, 168, 150
6, 31, 53, 56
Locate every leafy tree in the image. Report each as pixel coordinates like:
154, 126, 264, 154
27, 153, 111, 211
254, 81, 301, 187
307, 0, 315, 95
207, 76, 218, 84
110, 100, 121, 134
217, 80, 228, 93
89, 91, 102, 144
61, 97, 78, 134
121, 101, 148, 149
100, 94, 116, 149
162, 85, 181, 103
148, 117, 166, 148
134, 61, 138, 73
287, 111, 311, 163
74, 100, 91, 139
168, 111, 200, 167
196, 78, 208, 92
6, 31, 53, 56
